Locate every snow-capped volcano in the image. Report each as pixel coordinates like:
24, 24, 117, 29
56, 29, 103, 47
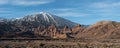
17, 12, 77, 28
0, 12, 78, 38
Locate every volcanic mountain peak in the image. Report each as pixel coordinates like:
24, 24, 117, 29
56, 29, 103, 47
36, 12, 56, 22
21, 12, 55, 22
12, 12, 77, 28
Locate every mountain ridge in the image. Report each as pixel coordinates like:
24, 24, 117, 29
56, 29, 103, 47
75, 21, 120, 39
0, 12, 120, 39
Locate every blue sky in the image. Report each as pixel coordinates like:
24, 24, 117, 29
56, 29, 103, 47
0, 0, 120, 25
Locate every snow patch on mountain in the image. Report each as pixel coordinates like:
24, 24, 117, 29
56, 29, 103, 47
14, 12, 77, 28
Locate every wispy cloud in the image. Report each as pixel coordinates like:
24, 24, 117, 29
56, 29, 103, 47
56, 12, 89, 17
49, 8, 90, 17
86, 1, 120, 17
89, 2, 120, 8
0, 0, 8, 5
53, 8, 73, 12
12, 0, 54, 6
0, 0, 54, 6
0, 8, 12, 13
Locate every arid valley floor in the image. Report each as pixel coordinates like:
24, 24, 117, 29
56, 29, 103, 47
0, 39, 120, 48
